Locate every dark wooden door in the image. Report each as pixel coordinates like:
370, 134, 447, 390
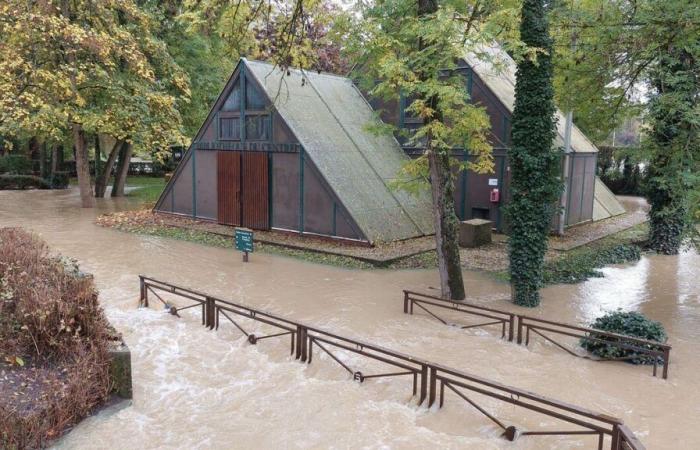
217, 151, 241, 225
241, 152, 269, 230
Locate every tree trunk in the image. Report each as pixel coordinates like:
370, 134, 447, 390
111, 141, 132, 197
417, 0, 465, 301
646, 49, 696, 254
28, 137, 40, 175
72, 124, 95, 208
507, 0, 559, 307
95, 138, 121, 197
50, 145, 59, 175
428, 151, 466, 300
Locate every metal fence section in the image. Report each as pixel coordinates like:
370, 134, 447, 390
402, 290, 671, 380
403, 290, 516, 341
139, 276, 645, 449
517, 315, 671, 379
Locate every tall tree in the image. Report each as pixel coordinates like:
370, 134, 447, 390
350, 0, 520, 300
0, 0, 189, 206
507, 0, 560, 307
646, 47, 698, 253
549, 0, 700, 252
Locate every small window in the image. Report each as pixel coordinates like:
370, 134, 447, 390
246, 82, 266, 110
245, 115, 269, 141
220, 117, 240, 140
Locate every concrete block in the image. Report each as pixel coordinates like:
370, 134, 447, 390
459, 219, 492, 248
109, 340, 133, 399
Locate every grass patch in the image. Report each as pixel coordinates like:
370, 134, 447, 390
68, 176, 165, 205
496, 223, 649, 285
124, 176, 165, 205
543, 244, 641, 284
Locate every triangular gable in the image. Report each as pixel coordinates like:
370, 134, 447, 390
245, 60, 434, 242
155, 59, 369, 241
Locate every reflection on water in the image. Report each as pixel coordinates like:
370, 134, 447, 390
1, 188, 699, 449
578, 258, 651, 321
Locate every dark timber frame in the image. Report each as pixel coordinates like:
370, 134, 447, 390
139, 275, 645, 450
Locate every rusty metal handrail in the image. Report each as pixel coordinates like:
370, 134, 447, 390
614, 423, 646, 450
517, 315, 671, 379
401, 291, 671, 379
403, 290, 516, 341
139, 276, 643, 449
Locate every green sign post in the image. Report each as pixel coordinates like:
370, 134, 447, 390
234, 228, 254, 262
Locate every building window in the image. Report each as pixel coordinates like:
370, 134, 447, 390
245, 115, 269, 141
220, 117, 240, 140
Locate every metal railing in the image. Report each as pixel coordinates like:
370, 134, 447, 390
139, 276, 645, 449
402, 290, 671, 380
403, 290, 516, 341
517, 315, 671, 379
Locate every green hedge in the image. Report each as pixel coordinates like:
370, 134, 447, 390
0, 174, 50, 190
543, 244, 641, 284
580, 310, 667, 365
48, 171, 69, 189
0, 155, 32, 175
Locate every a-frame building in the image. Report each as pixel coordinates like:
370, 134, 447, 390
154, 59, 434, 244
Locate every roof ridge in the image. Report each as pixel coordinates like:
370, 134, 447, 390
245, 59, 352, 82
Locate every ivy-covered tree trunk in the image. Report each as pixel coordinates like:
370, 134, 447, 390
418, 0, 465, 301
111, 141, 132, 197
72, 124, 95, 208
507, 0, 560, 307
646, 48, 697, 254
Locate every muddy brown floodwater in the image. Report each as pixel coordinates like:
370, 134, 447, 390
1, 188, 698, 449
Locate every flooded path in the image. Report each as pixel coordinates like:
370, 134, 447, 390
1, 188, 698, 449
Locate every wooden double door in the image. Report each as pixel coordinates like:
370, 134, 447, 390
217, 151, 269, 229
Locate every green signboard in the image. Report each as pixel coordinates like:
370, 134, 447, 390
234, 228, 254, 253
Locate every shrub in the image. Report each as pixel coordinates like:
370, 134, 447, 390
543, 244, 641, 284
580, 310, 667, 365
0, 174, 50, 190
0, 228, 112, 449
48, 171, 69, 189
0, 154, 32, 175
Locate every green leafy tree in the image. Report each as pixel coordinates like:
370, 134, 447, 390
548, 0, 699, 253
507, 0, 560, 307
0, 0, 189, 206
349, 0, 520, 299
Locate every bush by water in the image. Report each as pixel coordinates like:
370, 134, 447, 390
580, 310, 668, 365
0, 228, 112, 449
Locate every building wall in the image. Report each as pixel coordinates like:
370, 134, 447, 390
375, 64, 598, 232
157, 61, 365, 242
565, 153, 597, 226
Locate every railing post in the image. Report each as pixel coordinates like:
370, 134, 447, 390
204, 297, 215, 329
419, 364, 428, 406
139, 276, 148, 308
508, 314, 515, 342
403, 291, 409, 314
611, 424, 621, 450
428, 367, 437, 408
516, 316, 523, 345
662, 347, 670, 380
